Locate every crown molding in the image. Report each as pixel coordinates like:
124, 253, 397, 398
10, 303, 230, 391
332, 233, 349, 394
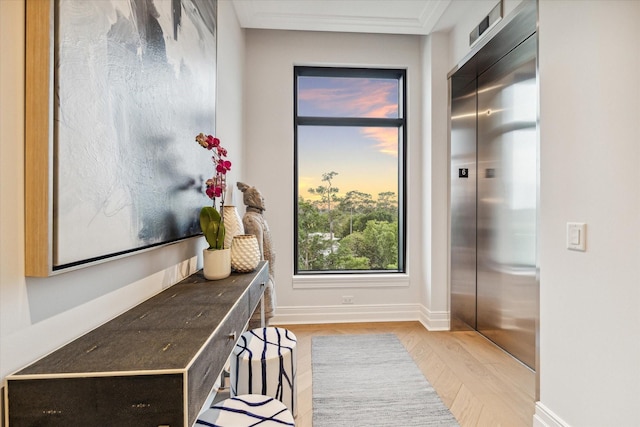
231, 0, 451, 35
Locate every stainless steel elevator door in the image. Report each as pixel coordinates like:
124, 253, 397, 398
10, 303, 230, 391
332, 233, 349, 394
450, 80, 478, 331
476, 35, 537, 369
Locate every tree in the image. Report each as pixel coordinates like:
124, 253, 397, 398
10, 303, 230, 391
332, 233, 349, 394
332, 237, 371, 269
346, 211, 391, 234
308, 171, 339, 247
298, 177, 400, 272
337, 190, 375, 214
337, 190, 375, 236
376, 191, 398, 215
297, 197, 331, 270
308, 171, 340, 210
298, 232, 332, 270
298, 196, 326, 234
361, 220, 398, 269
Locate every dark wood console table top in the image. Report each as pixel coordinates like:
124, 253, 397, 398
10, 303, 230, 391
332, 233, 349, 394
5, 261, 269, 427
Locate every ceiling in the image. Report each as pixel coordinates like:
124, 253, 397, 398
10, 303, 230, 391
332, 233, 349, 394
231, 0, 454, 36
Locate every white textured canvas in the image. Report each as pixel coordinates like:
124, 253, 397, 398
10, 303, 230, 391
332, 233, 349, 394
54, 0, 217, 267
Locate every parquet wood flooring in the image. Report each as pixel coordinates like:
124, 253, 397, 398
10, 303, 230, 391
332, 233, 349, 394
281, 321, 535, 427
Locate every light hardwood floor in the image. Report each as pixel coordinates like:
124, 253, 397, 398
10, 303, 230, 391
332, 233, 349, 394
281, 321, 535, 427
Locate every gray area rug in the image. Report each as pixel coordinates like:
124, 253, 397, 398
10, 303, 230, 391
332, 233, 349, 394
312, 333, 460, 427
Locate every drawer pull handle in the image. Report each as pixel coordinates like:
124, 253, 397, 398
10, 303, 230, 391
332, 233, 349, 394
132, 403, 151, 409
228, 332, 237, 341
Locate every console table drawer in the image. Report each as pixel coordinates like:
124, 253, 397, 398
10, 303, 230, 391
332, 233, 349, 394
7, 374, 184, 426
185, 287, 250, 420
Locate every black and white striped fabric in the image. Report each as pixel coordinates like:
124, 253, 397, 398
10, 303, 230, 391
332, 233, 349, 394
231, 327, 297, 417
196, 394, 295, 426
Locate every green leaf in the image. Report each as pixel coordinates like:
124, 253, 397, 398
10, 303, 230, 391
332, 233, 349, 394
200, 206, 225, 249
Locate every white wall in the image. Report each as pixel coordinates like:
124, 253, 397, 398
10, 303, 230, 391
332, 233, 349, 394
217, 0, 247, 184
421, 31, 451, 322
536, 1, 640, 426
243, 29, 453, 327
0, 0, 246, 397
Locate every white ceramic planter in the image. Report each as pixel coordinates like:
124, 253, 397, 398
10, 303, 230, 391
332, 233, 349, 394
203, 248, 231, 280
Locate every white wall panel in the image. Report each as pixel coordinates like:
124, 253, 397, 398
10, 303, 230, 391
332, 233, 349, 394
538, 1, 640, 425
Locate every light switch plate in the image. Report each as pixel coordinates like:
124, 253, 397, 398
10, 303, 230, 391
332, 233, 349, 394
567, 222, 586, 251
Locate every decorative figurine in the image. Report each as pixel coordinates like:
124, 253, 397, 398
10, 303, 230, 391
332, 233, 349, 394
237, 182, 276, 326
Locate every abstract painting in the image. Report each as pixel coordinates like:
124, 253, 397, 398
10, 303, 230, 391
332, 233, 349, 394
52, 0, 217, 268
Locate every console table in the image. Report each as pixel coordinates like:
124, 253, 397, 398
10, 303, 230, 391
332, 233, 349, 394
4, 261, 269, 427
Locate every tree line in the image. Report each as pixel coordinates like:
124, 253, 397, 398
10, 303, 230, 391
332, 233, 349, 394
297, 171, 398, 271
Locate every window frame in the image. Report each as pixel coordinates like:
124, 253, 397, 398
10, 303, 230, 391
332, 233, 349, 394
293, 66, 407, 276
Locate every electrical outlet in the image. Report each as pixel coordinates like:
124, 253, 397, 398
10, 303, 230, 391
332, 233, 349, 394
342, 296, 354, 304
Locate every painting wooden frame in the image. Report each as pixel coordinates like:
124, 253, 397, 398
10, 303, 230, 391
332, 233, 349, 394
25, 0, 217, 276
25, 0, 52, 277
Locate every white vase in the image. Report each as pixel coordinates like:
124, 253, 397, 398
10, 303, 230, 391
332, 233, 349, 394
223, 205, 244, 249
230, 234, 261, 273
203, 248, 231, 280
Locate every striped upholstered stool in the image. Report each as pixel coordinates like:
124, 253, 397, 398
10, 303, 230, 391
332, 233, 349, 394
230, 327, 297, 417
195, 394, 294, 426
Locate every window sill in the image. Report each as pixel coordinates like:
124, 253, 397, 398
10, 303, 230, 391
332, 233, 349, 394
292, 273, 410, 289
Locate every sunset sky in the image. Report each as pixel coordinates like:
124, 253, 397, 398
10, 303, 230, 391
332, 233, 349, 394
297, 76, 400, 202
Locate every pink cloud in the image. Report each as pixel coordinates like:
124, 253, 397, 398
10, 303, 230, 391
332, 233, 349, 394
361, 127, 398, 157
299, 79, 398, 118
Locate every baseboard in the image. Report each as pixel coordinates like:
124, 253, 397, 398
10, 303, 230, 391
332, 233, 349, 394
418, 305, 451, 331
533, 402, 569, 427
270, 303, 451, 330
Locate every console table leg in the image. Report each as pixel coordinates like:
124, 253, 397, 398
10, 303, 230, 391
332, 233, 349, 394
260, 292, 265, 327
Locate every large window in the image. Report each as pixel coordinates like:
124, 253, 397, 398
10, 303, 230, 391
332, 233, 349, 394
294, 67, 406, 274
